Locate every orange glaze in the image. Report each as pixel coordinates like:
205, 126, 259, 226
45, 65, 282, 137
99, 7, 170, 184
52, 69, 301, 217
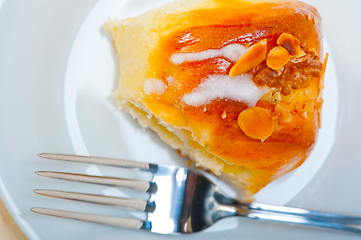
143, 0, 323, 193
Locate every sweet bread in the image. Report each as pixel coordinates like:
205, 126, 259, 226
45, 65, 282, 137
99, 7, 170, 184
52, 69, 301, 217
105, 0, 327, 201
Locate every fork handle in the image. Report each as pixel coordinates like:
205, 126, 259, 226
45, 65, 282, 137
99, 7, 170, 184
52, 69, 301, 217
237, 210, 361, 234
215, 191, 361, 231
246, 202, 361, 225
220, 203, 361, 234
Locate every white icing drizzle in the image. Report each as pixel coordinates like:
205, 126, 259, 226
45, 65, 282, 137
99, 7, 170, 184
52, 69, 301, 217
182, 74, 270, 107
170, 44, 248, 65
144, 78, 167, 95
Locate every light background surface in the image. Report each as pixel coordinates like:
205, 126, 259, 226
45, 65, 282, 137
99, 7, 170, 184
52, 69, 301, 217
1, 0, 361, 239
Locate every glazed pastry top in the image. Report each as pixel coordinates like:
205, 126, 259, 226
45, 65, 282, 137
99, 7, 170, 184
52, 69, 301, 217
108, 0, 326, 193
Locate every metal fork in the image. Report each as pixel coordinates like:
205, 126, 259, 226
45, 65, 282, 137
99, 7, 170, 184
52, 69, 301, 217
31, 153, 361, 234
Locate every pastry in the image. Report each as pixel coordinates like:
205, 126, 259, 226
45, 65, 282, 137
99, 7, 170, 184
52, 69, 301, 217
105, 0, 327, 201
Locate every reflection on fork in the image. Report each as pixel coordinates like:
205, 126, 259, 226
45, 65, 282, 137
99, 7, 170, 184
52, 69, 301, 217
32, 153, 361, 234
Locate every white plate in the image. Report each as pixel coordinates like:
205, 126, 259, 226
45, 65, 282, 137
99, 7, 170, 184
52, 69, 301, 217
1, 0, 361, 240
65, 0, 338, 205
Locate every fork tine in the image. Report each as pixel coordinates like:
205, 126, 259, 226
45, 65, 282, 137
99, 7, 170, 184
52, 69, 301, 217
34, 189, 155, 212
38, 153, 158, 172
35, 171, 157, 193
31, 208, 151, 230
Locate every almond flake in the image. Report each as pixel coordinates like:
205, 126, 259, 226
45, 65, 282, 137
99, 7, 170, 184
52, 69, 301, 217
221, 111, 227, 119
276, 67, 285, 76
267, 46, 292, 70
229, 39, 267, 77
277, 33, 305, 57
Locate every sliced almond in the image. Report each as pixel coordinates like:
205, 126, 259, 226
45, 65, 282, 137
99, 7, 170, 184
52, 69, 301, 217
305, 79, 318, 100
289, 55, 307, 64
318, 53, 329, 102
295, 100, 305, 113
267, 46, 292, 70
316, 53, 328, 127
221, 111, 227, 119
238, 106, 275, 140
304, 101, 315, 113
308, 13, 314, 21
300, 110, 308, 119
317, 99, 324, 128
295, 100, 308, 119
281, 92, 295, 103
273, 102, 292, 123
260, 88, 275, 102
260, 88, 282, 104
275, 67, 285, 76
308, 12, 320, 24
273, 91, 281, 103
229, 39, 267, 77
277, 33, 305, 58
308, 48, 319, 57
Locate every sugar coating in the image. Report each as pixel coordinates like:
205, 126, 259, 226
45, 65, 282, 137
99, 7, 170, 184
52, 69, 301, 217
166, 76, 175, 85
144, 78, 167, 95
182, 74, 270, 107
170, 44, 248, 65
